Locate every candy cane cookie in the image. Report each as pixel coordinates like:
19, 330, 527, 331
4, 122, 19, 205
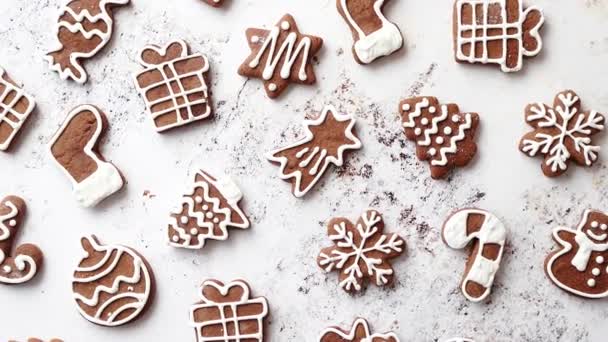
442, 208, 507, 302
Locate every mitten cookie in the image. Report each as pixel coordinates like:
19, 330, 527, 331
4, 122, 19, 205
453, 0, 544, 72
49, 105, 124, 207
545, 210, 608, 299
238, 14, 323, 99
317, 210, 405, 293
45, 0, 130, 84
399, 97, 479, 179
319, 318, 399, 342
168, 170, 249, 249
134, 40, 213, 132
0, 67, 35, 151
519, 90, 605, 177
442, 209, 506, 302
190, 279, 269, 342
72, 235, 154, 326
267, 105, 361, 197
336, 0, 404, 64
0, 196, 43, 285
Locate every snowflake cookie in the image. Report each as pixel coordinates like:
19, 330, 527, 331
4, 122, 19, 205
519, 90, 605, 177
317, 210, 405, 293
319, 317, 399, 342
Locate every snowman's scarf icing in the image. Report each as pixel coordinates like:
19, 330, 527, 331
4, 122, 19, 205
572, 231, 608, 271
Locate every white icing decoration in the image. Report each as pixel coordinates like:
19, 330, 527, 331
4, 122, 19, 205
338, 0, 403, 64
401, 104, 410, 111
592, 221, 599, 228
190, 228, 198, 235
180, 216, 189, 224
134, 39, 211, 132
592, 268, 600, 276
444, 127, 453, 135
8, 220, 16, 227
250, 35, 260, 43
266, 105, 362, 198
280, 21, 290, 30
414, 128, 421, 136
189, 280, 268, 341
443, 209, 506, 302
421, 118, 429, 125
0, 67, 36, 151
454, 0, 544, 72
602, 224, 608, 231
428, 148, 436, 156
44, 0, 130, 84
598, 256, 605, 264
194, 196, 202, 204
318, 317, 400, 342
434, 113, 473, 166
268, 83, 278, 92
588, 279, 596, 287
0, 199, 39, 284
3, 265, 11, 273
72, 236, 152, 327
436, 137, 444, 145
49, 105, 124, 207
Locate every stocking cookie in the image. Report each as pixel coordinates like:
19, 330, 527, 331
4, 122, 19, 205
399, 97, 479, 179
519, 90, 605, 178
190, 279, 269, 342
453, 0, 544, 72
319, 318, 399, 342
238, 14, 323, 99
317, 210, 405, 293
267, 105, 361, 197
0, 67, 36, 151
72, 235, 154, 326
168, 170, 249, 249
45, 0, 130, 84
0, 196, 43, 285
134, 40, 212, 132
49, 105, 124, 207
545, 210, 608, 298
337, 0, 404, 64
442, 209, 506, 302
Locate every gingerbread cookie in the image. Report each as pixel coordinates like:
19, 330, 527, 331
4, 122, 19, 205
453, 0, 544, 72
49, 105, 124, 207
545, 210, 608, 298
317, 210, 405, 292
168, 170, 249, 249
238, 14, 323, 99
190, 279, 269, 342
0, 67, 36, 151
519, 90, 605, 178
72, 235, 154, 326
267, 105, 361, 197
336, 0, 404, 64
399, 97, 479, 179
203, 0, 223, 6
442, 209, 506, 302
134, 40, 213, 132
45, 0, 130, 84
319, 318, 399, 342
0, 196, 43, 285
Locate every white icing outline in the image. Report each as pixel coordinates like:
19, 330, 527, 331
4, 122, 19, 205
454, 0, 544, 72
44, 0, 130, 84
72, 235, 152, 326
0, 67, 36, 151
546, 209, 608, 299
133, 39, 211, 132
339, 0, 403, 64
0, 199, 40, 284
318, 317, 400, 342
189, 279, 268, 341
49, 104, 124, 208
442, 209, 507, 302
266, 105, 362, 198
168, 170, 249, 249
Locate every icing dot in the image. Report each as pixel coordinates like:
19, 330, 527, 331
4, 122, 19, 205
8, 219, 16, 227
268, 83, 278, 92
428, 148, 437, 156
194, 196, 203, 204
281, 21, 290, 30
597, 256, 605, 264
206, 212, 214, 219
588, 279, 596, 287
180, 216, 189, 224
414, 128, 422, 136
452, 115, 460, 123
602, 224, 608, 231
436, 137, 444, 145
82, 252, 89, 259
172, 235, 179, 242
190, 228, 198, 235
250, 35, 260, 43
128, 286, 134, 292
402, 104, 410, 111
444, 127, 453, 135
213, 217, 220, 223
420, 118, 429, 125
202, 205, 209, 211
429, 106, 436, 114
592, 221, 599, 228
3, 265, 11, 273
592, 268, 601, 276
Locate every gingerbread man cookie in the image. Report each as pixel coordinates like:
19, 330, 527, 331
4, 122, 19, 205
545, 210, 608, 299
442, 209, 507, 302
45, 0, 130, 84
0, 196, 43, 285
399, 96, 479, 179
317, 210, 405, 293
72, 235, 154, 326
337, 0, 404, 64
319, 318, 399, 342
134, 40, 213, 132
453, 0, 544, 72
190, 279, 269, 342
519, 90, 605, 178
49, 105, 124, 207
0, 67, 36, 152
238, 14, 323, 99
267, 105, 361, 197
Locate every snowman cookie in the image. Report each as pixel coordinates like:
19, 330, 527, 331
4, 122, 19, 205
545, 209, 608, 298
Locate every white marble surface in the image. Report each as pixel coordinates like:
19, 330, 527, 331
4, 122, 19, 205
1, 0, 608, 341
